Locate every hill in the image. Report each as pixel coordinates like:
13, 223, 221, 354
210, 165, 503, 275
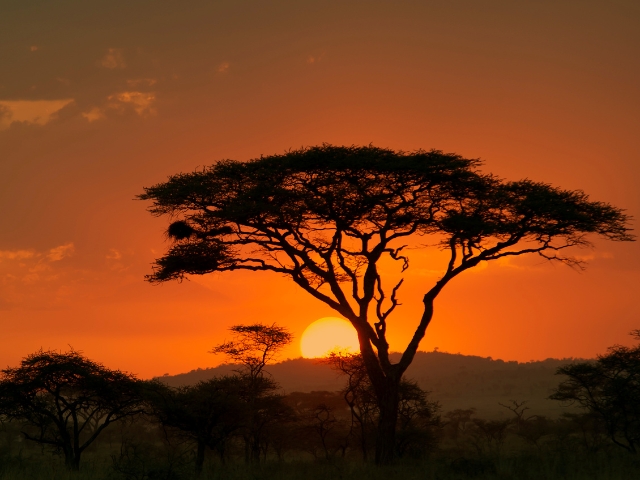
158, 351, 583, 419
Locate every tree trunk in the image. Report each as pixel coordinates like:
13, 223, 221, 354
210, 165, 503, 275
243, 435, 251, 463
250, 434, 261, 462
359, 420, 368, 462
65, 452, 81, 471
61, 440, 81, 471
375, 376, 400, 465
195, 440, 206, 475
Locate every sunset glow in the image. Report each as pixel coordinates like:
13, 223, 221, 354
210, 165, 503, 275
300, 318, 360, 358
0, 1, 638, 379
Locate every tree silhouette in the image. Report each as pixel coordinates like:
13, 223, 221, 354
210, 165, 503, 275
211, 324, 292, 381
211, 323, 292, 462
325, 351, 440, 459
551, 330, 640, 453
0, 350, 145, 470
146, 377, 245, 474
140, 144, 633, 463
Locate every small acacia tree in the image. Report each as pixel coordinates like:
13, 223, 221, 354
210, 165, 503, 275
212, 323, 292, 462
0, 349, 144, 470
551, 330, 640, 453
211, 324, 293, 382
140, 144, 633, 463
147, 377, 245, 473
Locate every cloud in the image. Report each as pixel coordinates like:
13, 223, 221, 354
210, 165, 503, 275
0, 249, 35, 261
217, 62, 230, 73
106, 249, 122, 260
0, 243, 74, 265
0, 99, 74, 130
100, 48, 126, 69
0, 243, 76, 309
126, 78, 157, 87
0, 243, 74, 288
82, 91, 157, 122
108, 91, 156, 116
81, 107, 105, 122
29, 46, 39, 52
47, 243, 75, 262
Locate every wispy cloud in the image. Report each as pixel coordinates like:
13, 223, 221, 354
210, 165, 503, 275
0, 243, 76, 309
0, 244, 74, 264
108, 91, 156, 116
0, 99, 74, 130
126, 78, 157, 87
81, 107, 105, 122
106, 249, 122, 260
82, 91, 157, 122
47, 243, 75, 262
217, 62, 230, 73
99, 48, 126, 69
0, 249, 35, 261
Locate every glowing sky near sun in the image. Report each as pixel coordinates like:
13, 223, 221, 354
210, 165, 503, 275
0, 1, 639, 378
300, 318, 360, 358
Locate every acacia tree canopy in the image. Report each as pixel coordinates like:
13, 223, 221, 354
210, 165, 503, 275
211, 324, 293, 380
211, 323, 293, 463
147, 376, 246, 472
551, 331, 640, 453
0, 349, 145, 470
140, 144, 633, 463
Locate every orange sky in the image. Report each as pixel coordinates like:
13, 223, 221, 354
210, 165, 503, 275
1, 1, 639, 378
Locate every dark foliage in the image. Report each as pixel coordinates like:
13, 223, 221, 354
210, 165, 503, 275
146, 377, 246, 473
0, 349, 145, 470
211, 324, 293, 380
324, 352, 441, 459
551, 331, 640, 453
210, 323, 293, 464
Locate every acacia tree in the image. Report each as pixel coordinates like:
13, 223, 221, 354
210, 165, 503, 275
551, 330, 640, 453
211, 324, 293, 381
139, 144, 633, 463
147, 377, 245, 474
212, 323, 292, 462
0, 350, 145, 470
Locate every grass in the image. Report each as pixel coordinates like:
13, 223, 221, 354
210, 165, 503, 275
1, 449, 639, 480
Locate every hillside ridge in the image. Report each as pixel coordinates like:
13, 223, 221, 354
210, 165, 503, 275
158, 351, 584, 419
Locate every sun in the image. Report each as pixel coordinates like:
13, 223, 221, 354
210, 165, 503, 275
300, 317, 360, 358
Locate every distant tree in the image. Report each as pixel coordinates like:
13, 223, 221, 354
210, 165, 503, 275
211, 323, 293, 381
444, 408, 477, 442
285, 391, 351, 460
325, 351, 440, 459
140, 144, 633, 463
0, 350, 144, 470
324, 351, 379, 460
211, 323, 292, 462
395, 380, 441, 458
146, 377, 245, 474
499, 400, 550, 451
551, 330, 640, 453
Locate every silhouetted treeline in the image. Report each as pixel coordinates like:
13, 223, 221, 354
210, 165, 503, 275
1, 338, 640, 478
161, 351, 582, 418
